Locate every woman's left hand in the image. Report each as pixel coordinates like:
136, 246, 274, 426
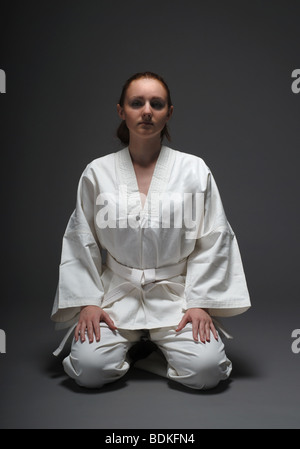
176, 308, 218, 343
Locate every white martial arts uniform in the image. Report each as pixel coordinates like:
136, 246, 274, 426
51, 146, 251, 389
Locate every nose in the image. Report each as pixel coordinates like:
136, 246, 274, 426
142, 102, 152, 121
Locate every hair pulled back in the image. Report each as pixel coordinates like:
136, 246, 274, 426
117, 72, 172, 145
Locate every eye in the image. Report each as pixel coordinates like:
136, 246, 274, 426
151, 101, 165, 110
130, 100, 143, 108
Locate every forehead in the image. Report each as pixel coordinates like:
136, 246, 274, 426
126, 78, 167, 99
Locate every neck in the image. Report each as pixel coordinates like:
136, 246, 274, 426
128, 135, 162, 166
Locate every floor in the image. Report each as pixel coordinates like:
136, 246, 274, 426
0, 303, 299, 430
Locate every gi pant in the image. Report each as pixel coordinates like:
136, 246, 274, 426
63, 323, 232, 390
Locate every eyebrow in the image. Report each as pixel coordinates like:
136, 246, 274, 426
129, 95, 166, 101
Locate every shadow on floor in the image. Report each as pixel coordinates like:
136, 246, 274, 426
41, 339, 261, 395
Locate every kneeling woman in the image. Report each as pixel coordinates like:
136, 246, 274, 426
51, 72, 251, 390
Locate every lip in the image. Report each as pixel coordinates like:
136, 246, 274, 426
139, 122, 154, 126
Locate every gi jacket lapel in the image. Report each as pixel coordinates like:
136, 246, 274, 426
115, 145, 175, 216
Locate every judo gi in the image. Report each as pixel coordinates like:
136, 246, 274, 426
51, 146, 251, 389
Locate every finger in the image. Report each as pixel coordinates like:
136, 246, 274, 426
74, 323, 80, 342
102, 312, 117, 331
192, 320, 200, 342
93, 318, 101, 342
80, 322, 86, 342
176, 315, 188, 332
205, 322, 211, 342
210, 322, 219, 341
199, 320, 206, 343
87, 321, 94, 343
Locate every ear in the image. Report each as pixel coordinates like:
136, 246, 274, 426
117, 104, 125, 120
166, 105, 174, 121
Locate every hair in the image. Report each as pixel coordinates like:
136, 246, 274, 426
116, 71, 173, 145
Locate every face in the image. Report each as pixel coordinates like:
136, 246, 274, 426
117, 78, 173, 141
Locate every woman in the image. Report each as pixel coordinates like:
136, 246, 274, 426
51, 72, 251, 390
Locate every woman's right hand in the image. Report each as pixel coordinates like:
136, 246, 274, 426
74, 305, 117, 343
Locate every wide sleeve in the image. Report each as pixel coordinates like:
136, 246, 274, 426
184, 168, 251, 317
51, 165, 105, 328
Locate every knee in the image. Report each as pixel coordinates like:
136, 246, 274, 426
63, 343, 129, 389
62, 352, 104, 389
189, 356, 231, 390
169, 352, 232, 391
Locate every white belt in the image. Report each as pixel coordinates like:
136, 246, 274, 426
103, 254, 232, 340
53, 254, 232, 356
101, 253, 187, 308
53, 255, 187, 356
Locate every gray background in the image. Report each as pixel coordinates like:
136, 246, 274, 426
0, 0, 299, 429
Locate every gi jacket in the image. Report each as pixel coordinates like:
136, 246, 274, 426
51, 146, 250, 332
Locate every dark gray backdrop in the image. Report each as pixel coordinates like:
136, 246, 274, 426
0, 0, 299, 429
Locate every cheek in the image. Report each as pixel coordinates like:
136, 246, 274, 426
157, 110, 170, 124
125, 110, 139, 122
123, 111, 136, 126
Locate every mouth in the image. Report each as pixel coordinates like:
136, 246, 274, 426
139, 122, 154, 126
